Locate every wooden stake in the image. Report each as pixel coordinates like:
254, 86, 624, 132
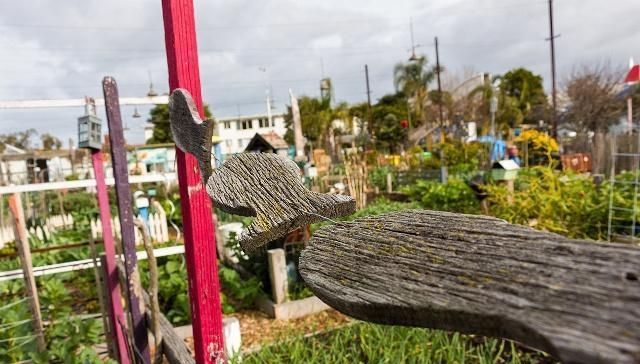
103, 77, 151, 364
8, 193, 45, 352
160, 1, 226, 362
91, 149, 131, 364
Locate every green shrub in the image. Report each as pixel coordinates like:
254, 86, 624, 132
485, 167, 608, 240
402, 178, 481, 215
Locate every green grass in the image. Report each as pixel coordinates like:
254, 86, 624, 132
237, 322, 556, 364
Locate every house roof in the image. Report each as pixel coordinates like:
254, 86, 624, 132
245, 132, 289, 152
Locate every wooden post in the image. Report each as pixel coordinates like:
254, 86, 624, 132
91, 149, 131, 364
103, 77, 151, 364
161, 1, 226, 362
8, 193, 45, 352
386, 173, 393, 194
267, 249, 288, 304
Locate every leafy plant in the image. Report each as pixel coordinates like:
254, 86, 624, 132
219, 266, 264, 310
402, 178, 481, 214
486, 167, 630, 240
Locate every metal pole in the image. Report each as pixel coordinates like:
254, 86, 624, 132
435, 37, 447, 182
161, 1, 226, 363
103, 77, 151, 364
628, 97, 633, 135
365, 64, 373, 140
434, 37, 444, 139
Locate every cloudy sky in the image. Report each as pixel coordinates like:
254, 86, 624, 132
0, 0, 638, 145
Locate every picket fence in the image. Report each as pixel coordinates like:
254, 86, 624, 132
0, 214, 75, 249
0, 209, 170, 249
90, 211, 170, 245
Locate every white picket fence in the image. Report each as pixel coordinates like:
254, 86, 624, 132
0, 208, 170, 249
0, 214, 75, 248
90, 211, 170, 245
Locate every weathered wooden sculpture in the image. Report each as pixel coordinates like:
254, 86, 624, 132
170, 89, 356, 253
170, 89, 640, 364
299, 210, 640, 364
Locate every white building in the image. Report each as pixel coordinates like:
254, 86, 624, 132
216, 113, 287, 157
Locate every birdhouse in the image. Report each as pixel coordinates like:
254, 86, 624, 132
491, 159, 520, 181
78, 99, 102, 150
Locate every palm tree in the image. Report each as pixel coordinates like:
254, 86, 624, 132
393, 56, 436, 125
468, 74, 523, 137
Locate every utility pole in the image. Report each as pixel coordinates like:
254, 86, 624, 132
365, 64, 373, 139
434, 36, 447, 183
434, 37, 444, 139
547, 0, 559, 138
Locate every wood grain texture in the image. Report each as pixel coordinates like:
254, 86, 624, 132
8, 193, 45, 352
169, 89, 214, 183
103, 76, 150, 364
299, 209, 640, 364
142, 291, 195, 364
169, 88, 356, 253
206, 153, 355, 253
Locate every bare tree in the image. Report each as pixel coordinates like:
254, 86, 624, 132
40, 133, 62, 150
0, 128, 37, 153
562, 63, 626, 174
562, 63, 625, 133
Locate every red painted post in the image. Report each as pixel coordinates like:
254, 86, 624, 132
91, 150, 131, 364
161, 1, 225, 362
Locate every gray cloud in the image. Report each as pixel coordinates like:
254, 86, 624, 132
0, 0, 638, 145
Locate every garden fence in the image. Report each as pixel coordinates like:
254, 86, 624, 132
0, 213, 74, 248
90, 211, 169, 245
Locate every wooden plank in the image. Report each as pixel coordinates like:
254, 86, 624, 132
300, 209, 640, 364
8, 193, 46, 352
160, 2, 226, 362
142, 291, 195, 364
0, 95, 168, 109
0, 173, 176, 195
103, 76, 151, 364
0, 245, 186, 282
92, 149, 131, 364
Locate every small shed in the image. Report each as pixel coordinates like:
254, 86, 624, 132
244, 132, 289, 158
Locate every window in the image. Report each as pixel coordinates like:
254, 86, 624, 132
238, 119, 252, 130
238, 139, 244, 148
223, 121, 231, 129
258, 118, 269, 128
225, 140, 232, 149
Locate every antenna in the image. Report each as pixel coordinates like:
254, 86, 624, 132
409, 18, 421, 61
147, 70, 158, 97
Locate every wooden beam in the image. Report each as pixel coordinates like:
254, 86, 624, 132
142, 291, 195, 364
0, 95, 168, 109
0, 173, 176, 195
0, 245, 186, 282
161, 1, 225, 362
8, 193, 46, 352
300, 209, 640, 364
103, 76, 151, 364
